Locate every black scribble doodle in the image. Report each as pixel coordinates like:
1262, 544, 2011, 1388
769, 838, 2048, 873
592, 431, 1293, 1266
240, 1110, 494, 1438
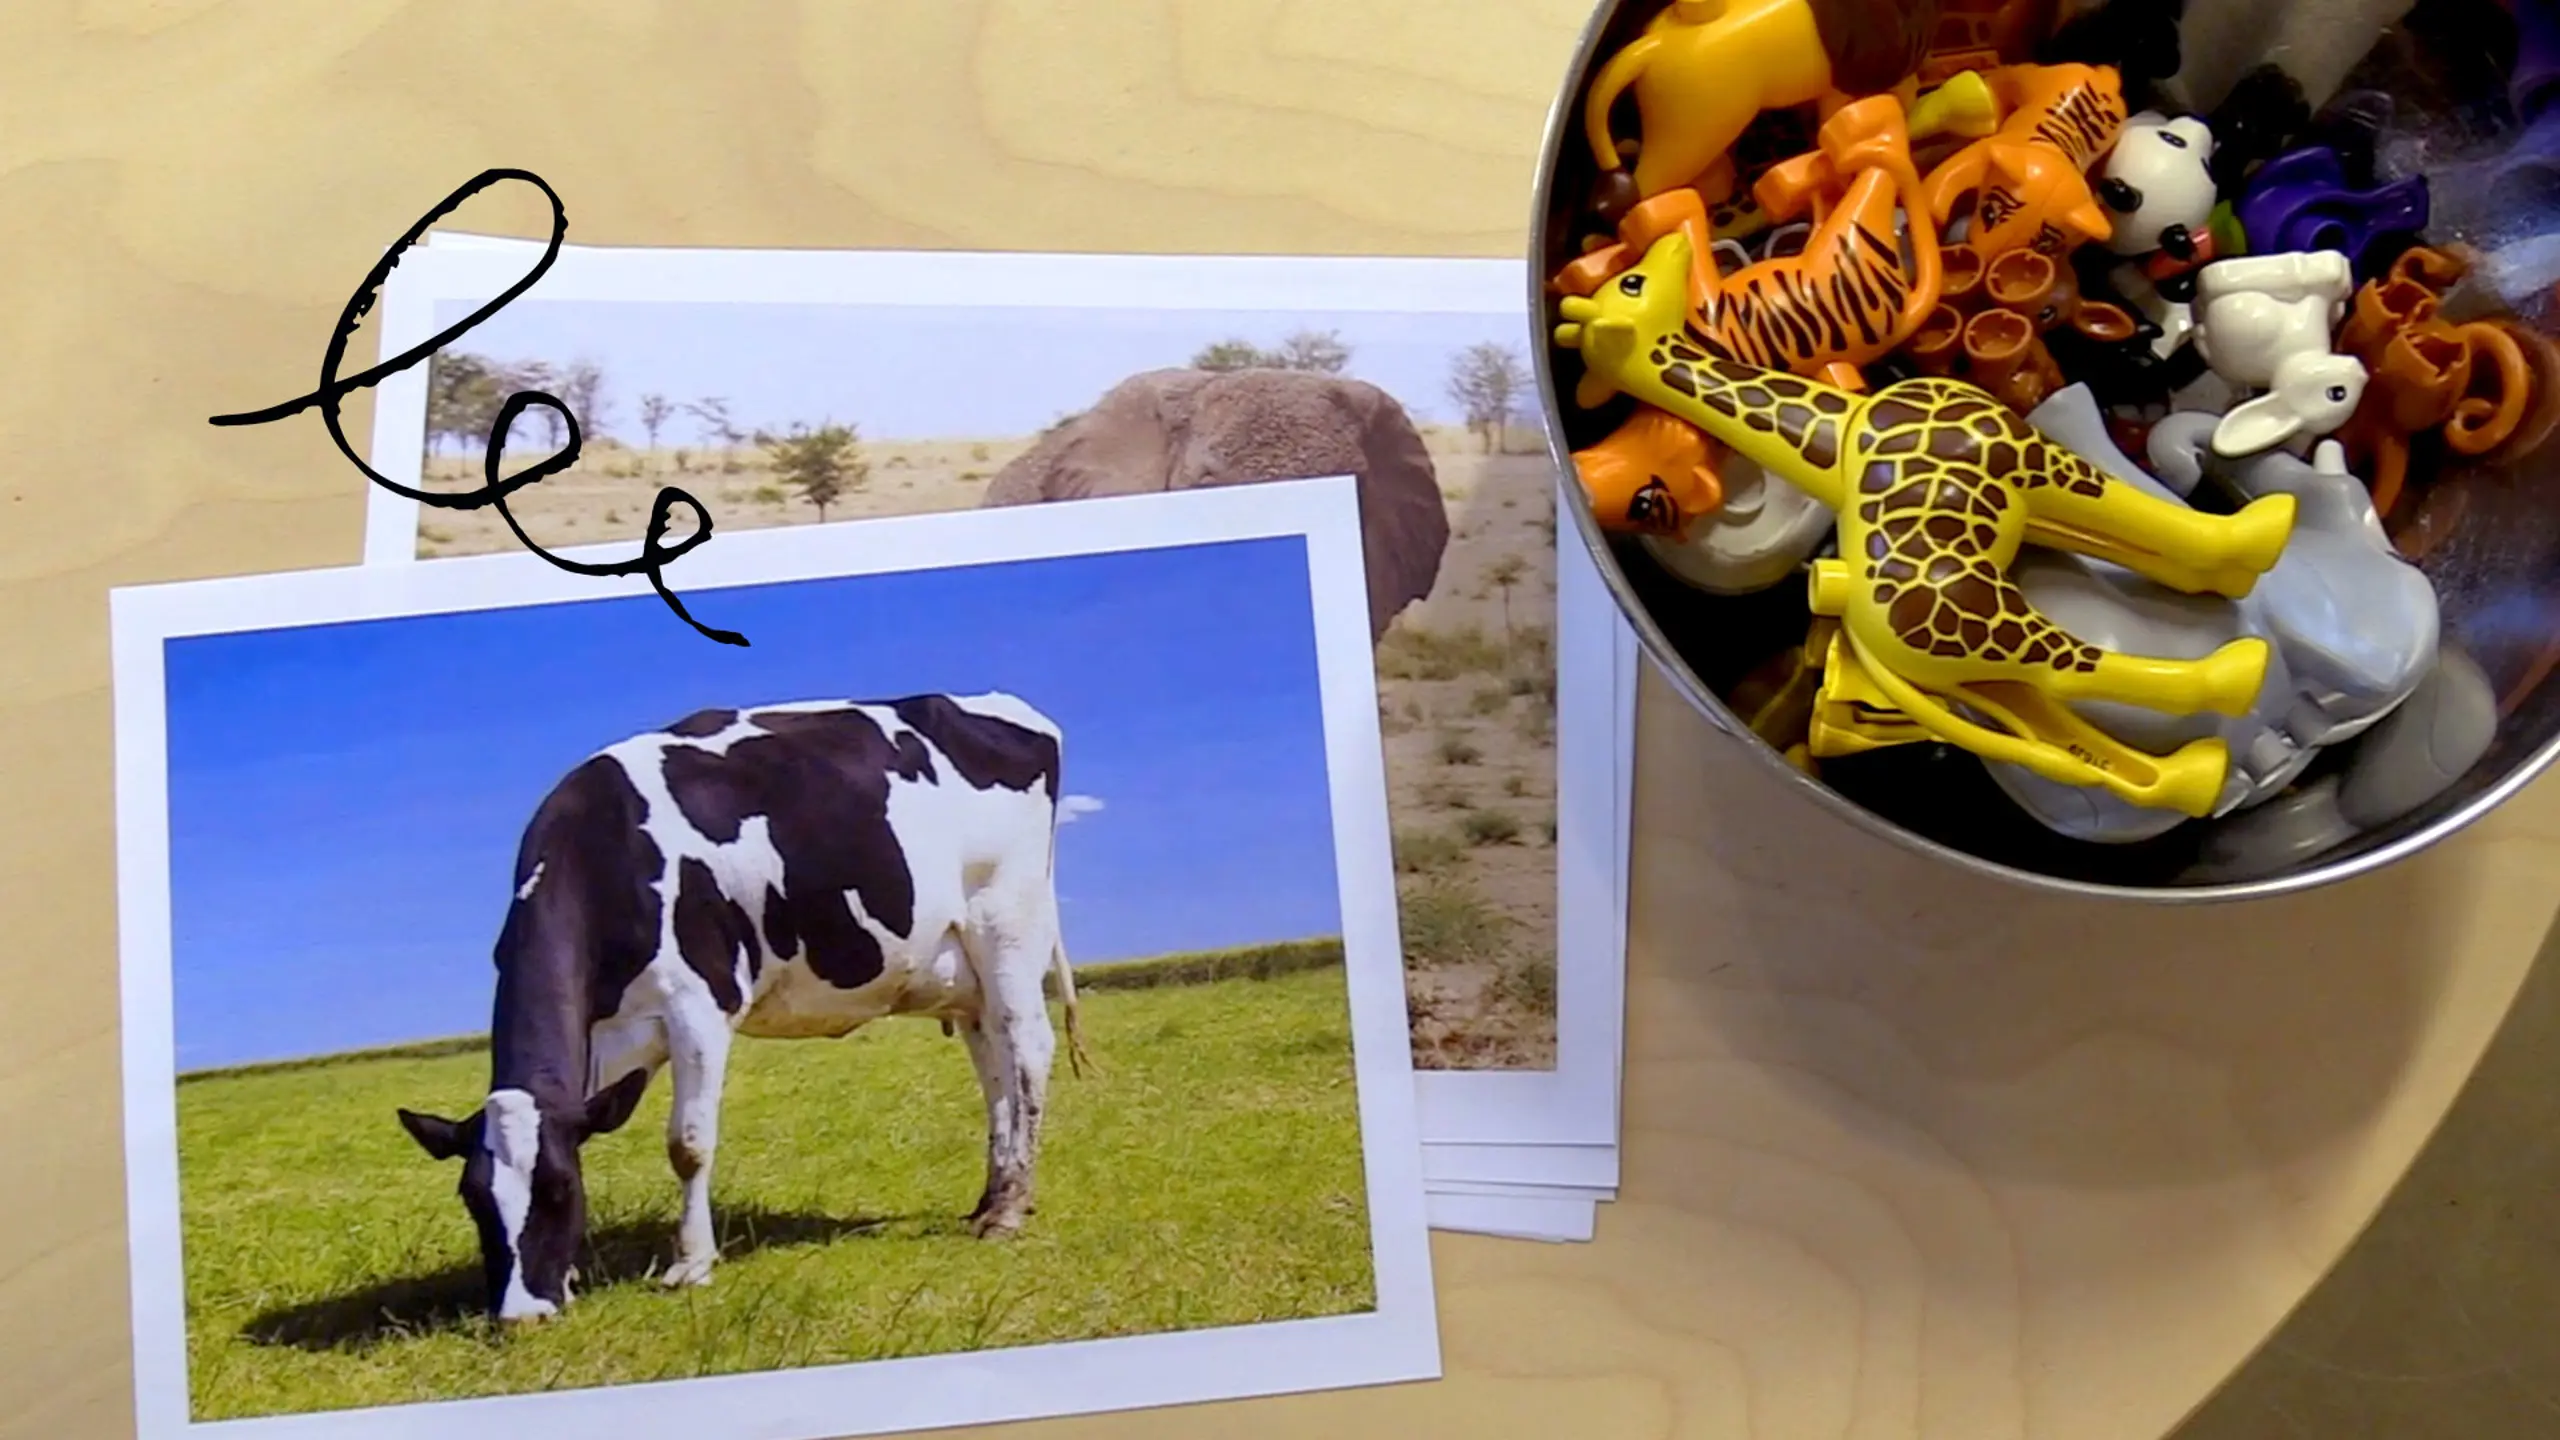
207, 167, 748, 647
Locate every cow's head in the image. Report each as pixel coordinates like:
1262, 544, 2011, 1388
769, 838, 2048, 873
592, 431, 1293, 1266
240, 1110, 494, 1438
396, 1070, 650, 1322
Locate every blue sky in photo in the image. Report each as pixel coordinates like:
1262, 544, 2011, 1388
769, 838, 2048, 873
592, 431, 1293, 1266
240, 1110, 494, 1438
164, 537, 1340, 1070
427, 298, 1530, 445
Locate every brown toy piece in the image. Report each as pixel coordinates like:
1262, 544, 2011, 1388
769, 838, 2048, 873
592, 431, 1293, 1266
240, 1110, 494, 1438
2333, 246, 2554, 549
1905, 248, 2137, 415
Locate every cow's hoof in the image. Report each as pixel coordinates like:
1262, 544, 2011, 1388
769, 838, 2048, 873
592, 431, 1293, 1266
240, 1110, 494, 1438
661, 1256, 717, 1289
496, 1297, 559, 1326
969, 1211, 1027, 1240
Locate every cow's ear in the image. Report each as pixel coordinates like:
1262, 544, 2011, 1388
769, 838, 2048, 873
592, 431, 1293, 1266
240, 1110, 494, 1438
579, 1069, 652, 1139
398, 1108, 469, 1160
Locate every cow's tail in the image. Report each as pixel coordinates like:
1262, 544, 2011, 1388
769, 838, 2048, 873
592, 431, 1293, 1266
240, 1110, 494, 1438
1043, 747, 1095, 1080
1052, 934, 1094, 1080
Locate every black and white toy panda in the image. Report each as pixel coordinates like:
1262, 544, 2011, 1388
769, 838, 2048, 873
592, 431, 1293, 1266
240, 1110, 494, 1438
2097, 113, 2221, 298
2049, 111, 2226, 409
2091, 112, 2224, 366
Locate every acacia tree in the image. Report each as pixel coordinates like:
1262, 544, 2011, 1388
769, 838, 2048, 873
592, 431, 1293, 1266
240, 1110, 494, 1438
639, 393, 675, 452
488, 360, 563, 448
1190, 339, 1266, 371
553, 359, 611, 445
1190, 329, 1353, 373
424, 352, 504, 455
1272, 329, 1351, 373
686, 396, 746, 446
755, 421, 869, 523
1447, 341, 1530, 453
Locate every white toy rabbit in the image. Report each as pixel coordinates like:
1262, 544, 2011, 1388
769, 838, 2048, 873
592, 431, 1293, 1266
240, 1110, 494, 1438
2191, 251, 2369, 458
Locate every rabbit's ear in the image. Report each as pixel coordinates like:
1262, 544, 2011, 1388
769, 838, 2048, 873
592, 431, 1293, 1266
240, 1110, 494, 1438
2211, 396, 2307, 457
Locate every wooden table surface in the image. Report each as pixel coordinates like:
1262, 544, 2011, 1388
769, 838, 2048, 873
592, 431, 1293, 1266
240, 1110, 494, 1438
6, 4, 2556, 1438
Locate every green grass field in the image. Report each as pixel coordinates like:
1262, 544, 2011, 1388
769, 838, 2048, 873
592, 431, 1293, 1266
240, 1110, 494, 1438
175, 957, 1372, 1421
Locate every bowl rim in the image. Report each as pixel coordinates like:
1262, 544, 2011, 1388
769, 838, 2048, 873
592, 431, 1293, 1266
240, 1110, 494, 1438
1521, 0, 2560, 904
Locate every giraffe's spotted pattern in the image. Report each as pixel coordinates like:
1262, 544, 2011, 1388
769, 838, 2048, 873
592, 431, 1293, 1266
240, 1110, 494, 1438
1637, 352, 2121, 676
1571, 223, 2293, 743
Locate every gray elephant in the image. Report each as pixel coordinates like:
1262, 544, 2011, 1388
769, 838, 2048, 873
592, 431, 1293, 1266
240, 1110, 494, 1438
1979, 387, 2444, 843
980, 367, 1452, 642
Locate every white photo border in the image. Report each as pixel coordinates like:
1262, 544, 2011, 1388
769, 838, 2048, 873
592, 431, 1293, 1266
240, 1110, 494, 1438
354, 239, 1636, 1148
113, 478, 1439, 1440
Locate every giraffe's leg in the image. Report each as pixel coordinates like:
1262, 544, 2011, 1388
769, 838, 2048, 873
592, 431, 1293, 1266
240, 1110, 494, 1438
1828, 560, 2274, 720
2016, 445, 2298, 597
2051, 637, 2275, 719
1843, 646, 2236, 817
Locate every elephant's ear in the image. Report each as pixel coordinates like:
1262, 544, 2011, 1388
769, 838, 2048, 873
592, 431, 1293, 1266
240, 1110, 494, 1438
1350, 380, 1454, 644
980, 370, 1185, 507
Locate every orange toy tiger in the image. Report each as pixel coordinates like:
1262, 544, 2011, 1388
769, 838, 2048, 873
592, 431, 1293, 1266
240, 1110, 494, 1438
1919, 62, 2126, 262
1553, 93, 1944, 539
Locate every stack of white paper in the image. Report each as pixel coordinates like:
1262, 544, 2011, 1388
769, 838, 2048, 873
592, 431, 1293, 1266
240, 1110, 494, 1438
355, 234, 1638, 1243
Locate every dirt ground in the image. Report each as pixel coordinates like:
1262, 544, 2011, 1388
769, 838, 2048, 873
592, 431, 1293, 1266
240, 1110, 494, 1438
414, 422, 1563, 1069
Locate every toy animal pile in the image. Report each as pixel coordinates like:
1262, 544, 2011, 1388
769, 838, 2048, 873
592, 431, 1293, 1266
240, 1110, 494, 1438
1546, 0, 2560, 877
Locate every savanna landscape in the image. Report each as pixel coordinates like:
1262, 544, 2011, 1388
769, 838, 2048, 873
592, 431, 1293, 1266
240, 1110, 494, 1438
177, 946, 1370, 1420
410, 335, 1565, 1068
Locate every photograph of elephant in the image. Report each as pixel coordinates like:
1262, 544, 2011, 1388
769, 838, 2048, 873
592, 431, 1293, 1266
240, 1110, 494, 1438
118, 510, 1435, 1436
398, 297, 1564, 1069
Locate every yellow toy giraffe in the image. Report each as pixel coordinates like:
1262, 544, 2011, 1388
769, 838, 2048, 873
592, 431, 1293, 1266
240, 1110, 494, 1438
1555, 229, 2303, 816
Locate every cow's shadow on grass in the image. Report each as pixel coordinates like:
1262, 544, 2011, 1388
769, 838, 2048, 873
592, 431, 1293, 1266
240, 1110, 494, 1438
241, 1206, 898, 1352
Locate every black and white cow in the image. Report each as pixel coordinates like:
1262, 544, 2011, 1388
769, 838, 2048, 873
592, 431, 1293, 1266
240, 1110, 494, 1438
395, 691, 1089, 1323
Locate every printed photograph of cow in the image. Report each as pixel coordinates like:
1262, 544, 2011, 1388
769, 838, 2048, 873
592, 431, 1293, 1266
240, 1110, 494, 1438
392, 295, 1566, 1071
140, 531, 1409, 1425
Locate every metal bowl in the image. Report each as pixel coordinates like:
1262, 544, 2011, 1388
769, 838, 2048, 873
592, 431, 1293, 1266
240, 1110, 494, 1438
1529, 0, 2560, 900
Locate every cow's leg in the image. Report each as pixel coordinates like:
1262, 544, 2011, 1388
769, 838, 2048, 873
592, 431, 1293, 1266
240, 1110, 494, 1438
660, 989, 733, 1288
954, 1015, 1004, 1224
968, 920, 1058, 1239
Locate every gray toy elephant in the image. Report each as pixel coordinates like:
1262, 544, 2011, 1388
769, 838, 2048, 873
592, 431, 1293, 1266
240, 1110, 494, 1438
1981, 387, 2446, 844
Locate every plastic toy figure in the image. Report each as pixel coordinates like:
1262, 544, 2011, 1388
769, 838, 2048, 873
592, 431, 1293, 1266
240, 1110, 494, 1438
1580, 0, 1945, 215
2189, 646, 2500, 881
2236, 146, 2432, 278
2190, 251, 2370, 456
1557, 227, 2299, 813
2333, 244, 2555, 531
1559, 94, 1946, 537
1920, 62, 2128, 261
1857, 387, 2443, 843
1638, 447, 1839, 594
1906, 246, 2142, 414
2092, 112, 2221, 352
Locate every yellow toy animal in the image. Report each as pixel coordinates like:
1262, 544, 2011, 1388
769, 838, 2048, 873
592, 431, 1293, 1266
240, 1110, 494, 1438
1554, 229, 2301, 815
1582, 0, 1946, 211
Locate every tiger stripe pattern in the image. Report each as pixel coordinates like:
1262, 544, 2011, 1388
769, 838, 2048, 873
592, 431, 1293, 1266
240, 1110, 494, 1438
1696, 209, 1920, 373
2029, 80, 2122, 170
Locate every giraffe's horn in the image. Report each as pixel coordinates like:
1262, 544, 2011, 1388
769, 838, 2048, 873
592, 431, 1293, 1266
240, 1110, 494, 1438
1580, 316, 1639, 369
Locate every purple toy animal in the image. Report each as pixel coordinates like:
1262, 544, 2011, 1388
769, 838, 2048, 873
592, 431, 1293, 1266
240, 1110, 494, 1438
2236, 146, 2430, 278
